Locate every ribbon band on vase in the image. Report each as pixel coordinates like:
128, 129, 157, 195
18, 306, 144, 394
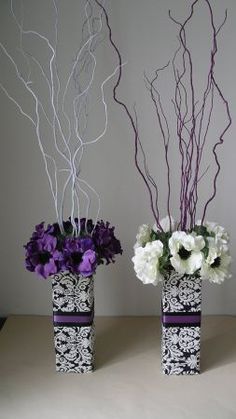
53, 309, 94, 327
162, 311, 201, 328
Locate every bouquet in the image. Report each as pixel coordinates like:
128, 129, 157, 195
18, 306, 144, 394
132, 216, 231, 286
24, 218, 122, 279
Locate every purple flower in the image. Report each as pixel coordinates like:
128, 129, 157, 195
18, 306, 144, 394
34, 258, 58, 278
79, 249, 97, 277
24, 218, 122, 279
79, 237, 95, 252
31, 222, 50, 240
63, 237, 96, 276
39, 235, 57, 253
92, 220, 123, 265
24, 237, 62, 279
24, 223, 64, 279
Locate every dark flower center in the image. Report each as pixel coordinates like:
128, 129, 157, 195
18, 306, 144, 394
178, 247, 191, 260
71, 252, 82, 265
211, 257, 221, 268
38, 252, 51, 265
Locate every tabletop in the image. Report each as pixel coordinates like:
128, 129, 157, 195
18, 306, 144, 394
0, 315, 236, 419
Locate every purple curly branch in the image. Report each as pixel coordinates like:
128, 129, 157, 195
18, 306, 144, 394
133, 106, 161, 224
200, 1, 231, 223
144, 65, 172, 230
95, 0, 231, 231
94, 0, 164, 231
169, 0, 231, 229
188, 8, 228, 226
169, 3, 199, 229
171, 43, 191, 228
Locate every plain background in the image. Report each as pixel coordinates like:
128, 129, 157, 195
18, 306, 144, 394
0, 0, 235, 316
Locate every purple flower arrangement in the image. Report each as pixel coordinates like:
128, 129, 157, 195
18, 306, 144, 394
24, 218, 122, 279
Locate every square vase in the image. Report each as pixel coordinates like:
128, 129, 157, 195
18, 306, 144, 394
52, 272, 95, 373
161, 272, 202, 375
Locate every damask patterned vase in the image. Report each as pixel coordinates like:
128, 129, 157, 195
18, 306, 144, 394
52, 272, 95, 373
161, 272, 202, 375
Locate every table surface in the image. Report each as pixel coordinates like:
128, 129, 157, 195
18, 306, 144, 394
0, 315, 236, 419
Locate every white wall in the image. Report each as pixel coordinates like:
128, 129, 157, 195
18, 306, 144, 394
0, 0, 235, 316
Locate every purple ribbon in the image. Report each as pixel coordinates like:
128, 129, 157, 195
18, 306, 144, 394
53, 311, 94, 326
162, 312, 201, 327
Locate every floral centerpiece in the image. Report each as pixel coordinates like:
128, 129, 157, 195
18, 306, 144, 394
25, 218, 122, 280
24, 217, 122, 373
132, 217, 231, 375
132, 217, 231, 287
0, 0, 122, 373
99, 0, 233, 374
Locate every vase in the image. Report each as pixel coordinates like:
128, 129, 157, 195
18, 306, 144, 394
161, 272, 202, 375
51, 272, 95, 373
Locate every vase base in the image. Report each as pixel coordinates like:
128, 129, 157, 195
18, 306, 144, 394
55, 366, 94, 374
162, 369, 200, 376
161, 325, 201, 375
52, 273, 95, 374
54, 324, 95, 374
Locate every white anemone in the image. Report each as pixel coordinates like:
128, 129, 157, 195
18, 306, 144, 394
200, 237, 231, 284
169, 231, 205, 275
134, 224, 152, 249
132, 240, 164, 286
197, 220, 229, 250
153, 215, 177, 233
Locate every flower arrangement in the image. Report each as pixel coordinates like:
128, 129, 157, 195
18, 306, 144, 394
132, 216, 231, 286
0, 1, 123, 278
24, 218, 122, 279
0, 0, 124, 375
96, 0, 232, 288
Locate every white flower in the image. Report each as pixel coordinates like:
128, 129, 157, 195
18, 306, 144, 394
134, 224, 152, 249
153, 215, 177, 233
169, 231, 205, 275
200, 237, 231, 284
197, 220, 229, 250
132, 240, 164, 286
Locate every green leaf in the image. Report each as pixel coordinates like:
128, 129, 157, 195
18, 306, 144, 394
192, 225, 209, 237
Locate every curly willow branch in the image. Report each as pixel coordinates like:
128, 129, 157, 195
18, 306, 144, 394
94, 0, 163, 231
96, 0, 231, 231
1, 0, 122, 236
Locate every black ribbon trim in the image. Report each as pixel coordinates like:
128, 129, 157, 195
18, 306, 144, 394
53, 310, 94, 317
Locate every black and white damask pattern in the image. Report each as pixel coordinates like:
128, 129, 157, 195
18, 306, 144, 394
54, 325, 95, 373
162, 272, 202, 313
52, 272, 94, 373
52, 273, 94, 313
161, 272, 202, 375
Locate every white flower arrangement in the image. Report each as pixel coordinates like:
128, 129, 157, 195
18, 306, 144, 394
132, 217, 231, 286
